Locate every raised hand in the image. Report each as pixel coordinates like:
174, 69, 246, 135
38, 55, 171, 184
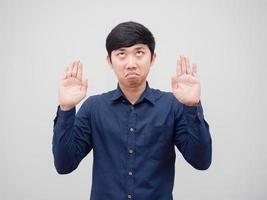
59, 60, 88, 111
171, 56, 200, 106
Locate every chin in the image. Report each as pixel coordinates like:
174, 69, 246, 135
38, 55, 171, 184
119, 76, 146, 88
120, 78, 139, 87
128, 79, 146, 88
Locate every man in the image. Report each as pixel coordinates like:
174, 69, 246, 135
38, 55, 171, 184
53, 21, 212, 200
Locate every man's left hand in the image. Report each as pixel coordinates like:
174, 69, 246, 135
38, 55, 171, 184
171, 55, 201, 106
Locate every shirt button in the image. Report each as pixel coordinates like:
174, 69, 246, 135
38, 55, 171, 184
128, 171, 133, 176
129, 128, 134, 132
131, 106, 134, 110
128, 194, 132, 199
129, 149, 134, 154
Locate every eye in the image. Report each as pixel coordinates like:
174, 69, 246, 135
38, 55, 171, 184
117, 52, 125, 57
136, 51, 144, 56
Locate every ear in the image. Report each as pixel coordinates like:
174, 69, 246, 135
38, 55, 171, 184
150, 53, 156, 67
107, 55, 113, 68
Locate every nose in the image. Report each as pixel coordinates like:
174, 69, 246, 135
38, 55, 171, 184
126, 55, 137, 70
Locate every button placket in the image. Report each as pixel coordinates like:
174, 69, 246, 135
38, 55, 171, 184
126, 108, 136, 198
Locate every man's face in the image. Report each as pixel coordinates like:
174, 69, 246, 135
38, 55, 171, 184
107, 44, 156, 88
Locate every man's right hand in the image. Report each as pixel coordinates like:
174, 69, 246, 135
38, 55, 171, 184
59, 60, 88, 111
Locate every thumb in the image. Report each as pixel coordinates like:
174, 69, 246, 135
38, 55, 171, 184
171, 76, 178, 91
81, 79, 88, 92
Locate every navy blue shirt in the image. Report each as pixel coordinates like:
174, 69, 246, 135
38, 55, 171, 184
52, 83, 212, 200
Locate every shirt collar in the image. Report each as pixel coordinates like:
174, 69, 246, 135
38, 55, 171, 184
111, 82, 155, 105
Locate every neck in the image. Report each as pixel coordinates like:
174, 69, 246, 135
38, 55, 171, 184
119, 81, 147, 105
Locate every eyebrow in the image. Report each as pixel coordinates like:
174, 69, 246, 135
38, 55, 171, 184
115, 46, 146, 52
135, 47, 146, 50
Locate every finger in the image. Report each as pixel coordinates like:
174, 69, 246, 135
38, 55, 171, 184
72, 60, 79, 78
192, 63, 198, 77
180, 55, 186, 74
77, 62, 83, 80
176, 58, 181, 76
171, 76, 178, 91
185, 56, 192, 74
81, 79, 88, 93
66, 62, 74, 78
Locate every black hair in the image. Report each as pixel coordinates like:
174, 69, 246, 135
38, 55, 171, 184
106, 21, 155, 59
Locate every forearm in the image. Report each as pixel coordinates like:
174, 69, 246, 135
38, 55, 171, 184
175, 103, 212, 170
52, 106, 78, 174
183, 123, 212, 170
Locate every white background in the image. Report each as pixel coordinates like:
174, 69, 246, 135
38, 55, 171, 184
1, 0, 267, 199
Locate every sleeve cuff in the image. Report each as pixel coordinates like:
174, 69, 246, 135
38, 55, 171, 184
183, 101, 204, 121
53, 106, 76, 127
57, 105, 76, 117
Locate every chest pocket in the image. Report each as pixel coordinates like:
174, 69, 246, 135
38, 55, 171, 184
144, 124, 173, 145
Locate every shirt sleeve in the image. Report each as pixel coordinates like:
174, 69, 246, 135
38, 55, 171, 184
52, 98, 93, 174
174, 99, 212, 170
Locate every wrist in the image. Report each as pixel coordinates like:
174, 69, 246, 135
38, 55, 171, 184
60, 105, 75, 111
183, 101, 200, 107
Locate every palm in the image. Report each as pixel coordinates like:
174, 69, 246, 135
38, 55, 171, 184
59, 78, 86, 106
59, 61, 88, 110
171, 56, 200, 106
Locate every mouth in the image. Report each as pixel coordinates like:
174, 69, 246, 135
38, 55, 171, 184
125, 72, 140, 78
